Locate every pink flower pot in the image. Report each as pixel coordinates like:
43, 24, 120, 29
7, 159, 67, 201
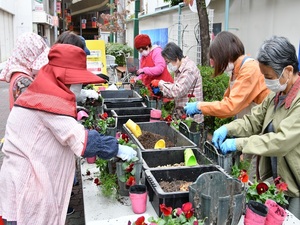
244, 200, 268, 225
77, 110, 89, 121
86, 156, 96, 164
129, 185, 147, 214
150, 109, 162, 122
265, 199, 287, 225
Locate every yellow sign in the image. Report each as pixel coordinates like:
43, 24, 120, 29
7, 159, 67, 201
86, 40, 107, 75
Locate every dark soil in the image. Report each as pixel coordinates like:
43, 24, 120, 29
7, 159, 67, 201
159, 180, 192, 192
137, 131, 175, 149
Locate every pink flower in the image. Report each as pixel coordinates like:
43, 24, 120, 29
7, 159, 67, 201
175, 207, 182, 216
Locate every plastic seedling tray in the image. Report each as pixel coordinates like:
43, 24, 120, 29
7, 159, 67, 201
203, 141, 241, 174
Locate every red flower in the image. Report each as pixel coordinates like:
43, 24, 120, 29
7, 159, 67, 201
133, 216, 148, 225
256, 182, 269, 195
94, 178, 101, 186
121, 133, 129, 143
238, 170, 249, 183
274, 176, 281, 185
126, 176, 136, 187
100, 112, 108, 120
164, 115, 172, 122
181, 114, 187, 120
125, 163, 134, 173
160, 204, 172, 216
276, 182, 288, 192
182, 202, 194, 219
188, 94, 195, 98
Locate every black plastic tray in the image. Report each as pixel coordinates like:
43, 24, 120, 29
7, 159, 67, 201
104, 101, 147, 111
142, 148, 213, 170
111, 108, 152, 131
123, 121, 197, 151
100, 90, 143, 103
145, 165, 225, 216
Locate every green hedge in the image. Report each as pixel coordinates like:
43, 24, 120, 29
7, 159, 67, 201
105, 43, 133, 66
200, 66, 234, 133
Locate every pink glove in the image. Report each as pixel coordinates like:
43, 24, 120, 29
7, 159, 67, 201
137, 69, 144, 75
134, 75, 143, 82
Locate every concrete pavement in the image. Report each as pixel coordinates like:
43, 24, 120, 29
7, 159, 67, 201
0, 82, 85, 225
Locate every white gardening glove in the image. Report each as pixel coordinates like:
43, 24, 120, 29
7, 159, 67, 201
117, 144, 137, 161
77, 89, 99, 103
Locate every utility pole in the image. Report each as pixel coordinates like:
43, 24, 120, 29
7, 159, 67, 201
109, 0, 114, 42
133, 0, 140, 59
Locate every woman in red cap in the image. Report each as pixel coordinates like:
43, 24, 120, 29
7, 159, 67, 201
0, 44, 137, 225
134, 34, 173, 95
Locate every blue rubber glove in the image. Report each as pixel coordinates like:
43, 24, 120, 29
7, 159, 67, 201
117, 144, 137, 161
212, 126, 227, 149
220, 139, 236, 155
151, 86, 162, 96
184, 102, 201, 116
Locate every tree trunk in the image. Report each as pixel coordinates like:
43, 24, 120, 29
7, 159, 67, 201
196, 0, 210, 66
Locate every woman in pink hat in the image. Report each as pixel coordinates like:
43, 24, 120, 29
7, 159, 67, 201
0, 44, 137, 225
0, 32, 50, 110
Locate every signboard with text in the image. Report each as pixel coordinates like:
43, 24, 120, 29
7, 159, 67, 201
86, 40, 107, 75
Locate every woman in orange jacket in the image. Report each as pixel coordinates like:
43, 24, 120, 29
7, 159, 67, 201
184, 31, 270, 119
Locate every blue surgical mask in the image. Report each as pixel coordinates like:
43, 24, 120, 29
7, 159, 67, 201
264, 69, 288, 93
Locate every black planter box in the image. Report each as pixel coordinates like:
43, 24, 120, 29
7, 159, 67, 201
100, 90, 143, 103
104, 101, 147, 112
142, 148, 213, 170
144, 165, 226, 216
123, 121, 197, 151
111, 108, 152, 131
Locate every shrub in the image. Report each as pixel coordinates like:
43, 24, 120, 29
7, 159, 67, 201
105, 43, 133, 66
200, 66, 234, 133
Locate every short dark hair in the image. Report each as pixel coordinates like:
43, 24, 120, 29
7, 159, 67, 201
161, 42, 184, 62
209, 31, 244, 77
55, 31, 84, 50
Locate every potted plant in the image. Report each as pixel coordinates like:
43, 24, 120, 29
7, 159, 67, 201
137, 82, 163, 109
116, 133, 141, 196
94, 158, 118, 198
99, 112, 117, 136
129, 202, 205, 225
232, 165, 289, 207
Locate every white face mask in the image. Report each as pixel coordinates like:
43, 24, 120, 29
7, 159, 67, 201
225, 62, 234, 73
70, 84, 83, 100
264, 69, 288, 93
168, 62, 178, 72
141, 50, 149, 57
